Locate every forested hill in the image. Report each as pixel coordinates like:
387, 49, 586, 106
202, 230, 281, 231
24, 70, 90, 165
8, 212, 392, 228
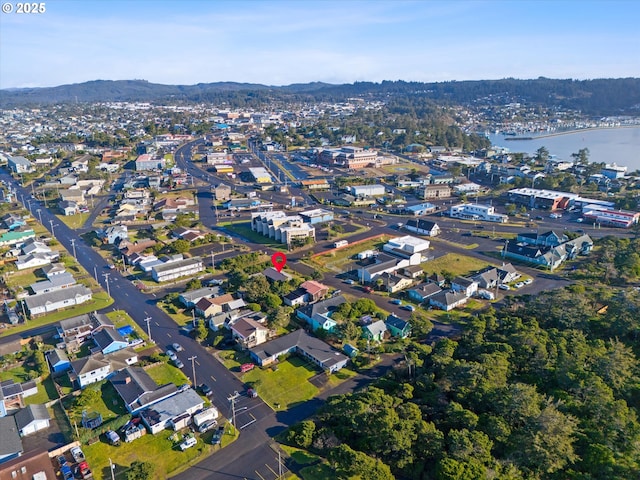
1, 78, 640, 115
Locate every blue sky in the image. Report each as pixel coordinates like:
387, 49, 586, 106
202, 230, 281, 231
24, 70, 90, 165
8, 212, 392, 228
1, 0, 638, 89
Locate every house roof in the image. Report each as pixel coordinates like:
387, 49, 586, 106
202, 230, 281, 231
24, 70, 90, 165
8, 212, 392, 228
14, 404, 50, 430
59, 312, 111, 333
452, 276, 477, 288
411, 282, 442, 298
430, 290, 468, 306
262, 267, 293, 282
24, 285, 92, 311
180, 287, 222, 303
364, 320, 388, 337
231, 317, 268, 339
386, 315, 410, 332
70, 355, 110, 375
359, 253, 398, 275
47, 348, 69, 366
110, 367, 177, 410
152, 256, 202, 274
29, 272, 76, 294
0, 416, 22, 457
41, 263, 66, 277
250, 329, 347, 369
406, 219, 439, 231
139, 389, 203, 428
93, 327, 127, 351
297, 295, 346, 320
284, 288, 308, 302
300, 280, 329, 296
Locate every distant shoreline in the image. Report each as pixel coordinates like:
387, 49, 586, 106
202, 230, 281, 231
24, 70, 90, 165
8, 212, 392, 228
503, 124, 640, 141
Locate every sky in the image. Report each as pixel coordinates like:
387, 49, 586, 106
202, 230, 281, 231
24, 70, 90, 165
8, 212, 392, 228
1, 0, 639, 89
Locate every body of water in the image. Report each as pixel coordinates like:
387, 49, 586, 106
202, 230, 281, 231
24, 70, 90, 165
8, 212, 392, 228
488, 126, 640, 171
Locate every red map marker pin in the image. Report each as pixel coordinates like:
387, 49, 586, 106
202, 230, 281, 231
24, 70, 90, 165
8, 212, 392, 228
271, 252, 287, 273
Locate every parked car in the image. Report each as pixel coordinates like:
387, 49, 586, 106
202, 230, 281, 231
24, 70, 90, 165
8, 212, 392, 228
197, 420, 218, 433
57, 455, 67, 467
61, 465, 74, 480
344, 279, 355, 285
166, 349, 177, 361
172, 343, 184, 352
70, 446, 85, 463
523, 279, 533, 285
179, 435, 197, 451
173, 359, 185, 369
498, 284, 511, 291
211, 428, 223, 445
401, 304, 415, 312
390, 299, 402, 305
514, 282, 525, 289
105, 430, 120, 446
198, 384, 213, 397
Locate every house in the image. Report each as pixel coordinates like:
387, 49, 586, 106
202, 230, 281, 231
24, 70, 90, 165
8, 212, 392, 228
15, 252, 59, 271
41, 263, 66, 278
151, 257, 204, 282
23, 285, 92, 317
362, 320, 388, 342
451, 276, 478, 297
0, 416, 22, 464
296, 295, 346, 332
194, 293, 237, 318
110, 367, 178, 414
14, 404, 50, 436
357, 253, 403, 283
262, 267, 293, 282
139, 389, 204, 434
69, 348, 138, 389
405, 219, 441, 237
7, 155, 33, 174
517, 230, 568, 248
0, 230, 36, 247
420, 184, 451, 199
229, 317, 269, 349
93, 327, 129, 355
29, 272, 76, 295
59, 200, 79, 216
0, 449, 57, 479
59, 188, 86, 206
1, 214, 26, 231
135, 154, 166, 171
213, 184, 232, 201
385, 315, 412, 339
283, 288, 308, 307
249, 329, 348, 373
407, 282, 442, 303
0, 379, 38, 414
57, 312, 113, 353
428, 273, 446, 287
97, 225, 129, 245
429, 290, 469, 311
179, 287, 222, 308
380, 272, 414, 293
343, 344, 359, 358
46, 348, 71, 373
300, 280, 329, 302
401, 265, 424, 279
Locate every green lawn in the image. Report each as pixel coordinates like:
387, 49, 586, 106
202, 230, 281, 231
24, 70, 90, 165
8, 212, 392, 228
310, 235, 389, 271
84, 427, 226, 480
422, 253, 494, 277
0, 292, 114, 338
145, 362, 190, 387
25, 377, 59, 404
0, 364, 38, 383
280, 445, 322, 466
241, 356, 320, 411
225, 222, 288, 250
4, 269, 41, 292
299, 462, 335, 480
106, 310, 150, 344
64, 381, 127, 425
56, 213, 91, 229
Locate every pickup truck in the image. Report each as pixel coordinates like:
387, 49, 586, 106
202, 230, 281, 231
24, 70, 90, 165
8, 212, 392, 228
70, 446, 85, 463
74, 461, 93, 479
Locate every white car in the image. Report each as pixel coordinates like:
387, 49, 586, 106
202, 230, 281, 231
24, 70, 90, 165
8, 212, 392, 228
498, 284, 511, 291
166, 349, 177, 361
514, 282, 525, 289
172, 343, 184, 353
523, 279, 533, 285
179, 436, 197, 451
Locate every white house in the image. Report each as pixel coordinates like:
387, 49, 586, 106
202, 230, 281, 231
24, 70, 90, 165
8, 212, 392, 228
14, 404, 50, 436
449, 203, 508, 223
151, 257, 204, 282
23, 285, 93, 317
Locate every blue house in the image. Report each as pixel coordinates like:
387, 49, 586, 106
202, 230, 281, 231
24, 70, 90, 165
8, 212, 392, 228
93, 328, 129, 355
385, 315, 412, 339
343, 344, 359, 358
296, 295, 345, 333
2, 213, 26, 231
47, 348, 71, 373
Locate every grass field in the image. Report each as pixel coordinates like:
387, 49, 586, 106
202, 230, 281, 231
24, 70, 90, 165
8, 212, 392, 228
310, 235, 388, 271
84, 427, 230, 479
145, 362, 190, 387
64, 381, 128, 425
106, 310, 150, 344
422, 253, 494, 277
225, 222, 288, 250
56, 213, 91, 229
299, 462, 335, 480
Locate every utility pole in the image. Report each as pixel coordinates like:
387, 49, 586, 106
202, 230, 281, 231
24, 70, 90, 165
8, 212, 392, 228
36, 208, 42, 224
210, 251, 215, 270
108, 458, 115, 480
102, 273, 110, 298
49, 219, 56, 237
93, 266, 97, 281
70, 239, 77, 259
144, 316, 153, 343
188, 355, 197, 386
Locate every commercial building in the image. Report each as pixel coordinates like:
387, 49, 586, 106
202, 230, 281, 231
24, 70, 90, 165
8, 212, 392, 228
319, 146, 378, 169
248, 167, 273, 183
135, 154, 166, 171
449, 203, 508, 223
349, 185, 385, 197
7, 156, 34, 174
582, 205, 639, 228
507, 188, 614, 210
420, 184, 451, 199
251, 211, 315, 247
299, 208, 334, 224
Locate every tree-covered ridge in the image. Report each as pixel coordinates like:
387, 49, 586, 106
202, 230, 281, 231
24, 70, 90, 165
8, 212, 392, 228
2, 78, 640, 115
290, 237, 640, 479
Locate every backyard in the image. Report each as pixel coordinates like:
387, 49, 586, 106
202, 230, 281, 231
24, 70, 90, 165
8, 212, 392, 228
309, 235, 389, 272
145, 362, 190, 387
421, 252, 495, 277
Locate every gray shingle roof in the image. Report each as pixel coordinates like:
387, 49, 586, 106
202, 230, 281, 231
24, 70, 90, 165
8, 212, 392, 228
0, 416, 22, 456
14, 404, 50, 430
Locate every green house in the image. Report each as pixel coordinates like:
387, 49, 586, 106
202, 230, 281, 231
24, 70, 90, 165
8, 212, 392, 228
385, 315, 412, 339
